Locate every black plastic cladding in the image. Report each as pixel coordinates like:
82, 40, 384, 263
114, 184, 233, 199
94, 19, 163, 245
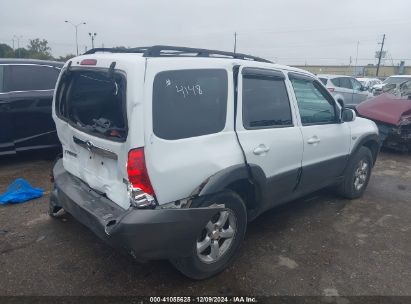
83, 45, 272, 63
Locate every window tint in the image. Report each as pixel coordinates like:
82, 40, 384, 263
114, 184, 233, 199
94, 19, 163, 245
339, 77, 352, 89
153, 69, 227, 140
242, 76, 292, 128
290, 78, 337, 125
4, 65, 60, 92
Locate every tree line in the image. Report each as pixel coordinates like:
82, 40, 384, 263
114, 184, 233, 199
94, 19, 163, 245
0, 38, 75, 62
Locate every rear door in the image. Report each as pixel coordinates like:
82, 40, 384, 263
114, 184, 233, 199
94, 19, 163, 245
0, 65, 15, 155
337, 77, 354, 105
288, 73, 350, 193
4, 64, 61, 151
144, 60, 245, 205
236, 67, 303, 207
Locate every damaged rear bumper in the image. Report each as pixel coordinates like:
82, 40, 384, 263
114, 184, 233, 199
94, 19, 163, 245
50, 160, 223, 260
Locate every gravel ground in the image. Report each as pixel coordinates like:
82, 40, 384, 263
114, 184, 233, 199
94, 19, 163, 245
0, 150, 410, 296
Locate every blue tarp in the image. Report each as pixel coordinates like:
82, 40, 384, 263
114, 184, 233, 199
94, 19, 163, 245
0, 178, 44, 205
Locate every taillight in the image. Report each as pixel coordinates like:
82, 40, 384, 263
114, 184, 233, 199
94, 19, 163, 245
80, 59, 97, 65
127, 148, 155, 196
327, 87, 335, 92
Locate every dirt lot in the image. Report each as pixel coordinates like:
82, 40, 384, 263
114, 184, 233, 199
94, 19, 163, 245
0, 150, 410, 296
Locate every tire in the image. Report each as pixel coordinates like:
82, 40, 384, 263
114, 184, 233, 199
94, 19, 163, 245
48, 196, 66, 218
171, 191, 247, 280
337, 146, 373, 199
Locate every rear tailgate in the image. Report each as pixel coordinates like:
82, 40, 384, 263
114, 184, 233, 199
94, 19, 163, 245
53, 55, 146, 209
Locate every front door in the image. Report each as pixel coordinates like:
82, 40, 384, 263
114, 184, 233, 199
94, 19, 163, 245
351, 77, 369, 105
288, 73, 351, 194
236, 67, 303, 207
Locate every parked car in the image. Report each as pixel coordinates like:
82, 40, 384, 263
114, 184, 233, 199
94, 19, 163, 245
318, 74, 370, 108
356, 77, 382, 92
0, 59, 63, 155
372, 75, 411, 96
357, 81, 411, 152
49, 46, 380, 279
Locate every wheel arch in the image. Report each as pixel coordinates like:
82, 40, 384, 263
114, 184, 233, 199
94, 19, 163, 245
196, 164, 266, 220
351, 133, 380, 165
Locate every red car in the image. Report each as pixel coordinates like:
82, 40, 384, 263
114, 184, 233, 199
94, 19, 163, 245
356, 83, 411, 151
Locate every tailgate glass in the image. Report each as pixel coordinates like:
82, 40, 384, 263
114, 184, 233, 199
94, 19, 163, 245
56, 69, 127, 141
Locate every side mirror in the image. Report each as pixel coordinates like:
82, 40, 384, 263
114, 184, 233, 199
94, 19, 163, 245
360, 85, 368, 91
342, 108, 356, 122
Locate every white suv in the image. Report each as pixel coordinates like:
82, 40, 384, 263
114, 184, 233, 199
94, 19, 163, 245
50, 46, 380, 279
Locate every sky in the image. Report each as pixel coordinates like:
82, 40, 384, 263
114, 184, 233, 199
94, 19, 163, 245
1, 0, 410, 65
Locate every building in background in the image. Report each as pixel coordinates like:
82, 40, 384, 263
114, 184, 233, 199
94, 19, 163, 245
293, 64, 411, 78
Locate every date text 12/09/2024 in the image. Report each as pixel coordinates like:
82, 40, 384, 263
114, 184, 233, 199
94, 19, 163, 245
149, 296, 258, 303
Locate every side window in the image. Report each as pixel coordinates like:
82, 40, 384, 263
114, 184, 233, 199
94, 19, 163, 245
331, 78, 341, 87
339, 77, 352, 89
153, 69, 228, 140
351, 78, 362, 91
242, 75, 293, 129
290, 76, 338, 125
4, 65, 60, 92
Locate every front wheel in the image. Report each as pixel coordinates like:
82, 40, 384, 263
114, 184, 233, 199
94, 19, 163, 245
337, 146, 373, 199
171, 191, 247, 280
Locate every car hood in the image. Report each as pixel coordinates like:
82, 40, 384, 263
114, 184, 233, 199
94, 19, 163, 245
356, 93, 411, 126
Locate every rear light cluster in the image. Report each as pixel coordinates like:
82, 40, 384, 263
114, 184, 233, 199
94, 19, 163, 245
327, 87, 335, 92
127, 148, 157, 209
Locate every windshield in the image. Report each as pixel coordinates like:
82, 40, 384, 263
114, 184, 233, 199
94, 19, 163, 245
383, 76, 411, 85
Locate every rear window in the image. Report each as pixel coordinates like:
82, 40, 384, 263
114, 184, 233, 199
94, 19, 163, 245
153, 69, 228, 140
56, 69, 127, 141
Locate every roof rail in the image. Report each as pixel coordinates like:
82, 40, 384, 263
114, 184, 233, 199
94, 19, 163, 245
83, 45, 272, 63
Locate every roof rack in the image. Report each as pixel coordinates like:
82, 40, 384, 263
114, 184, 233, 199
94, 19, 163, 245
83, 45, 272, 63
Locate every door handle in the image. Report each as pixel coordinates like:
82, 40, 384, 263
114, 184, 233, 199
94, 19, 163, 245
307, 136, 321, 144
253, 144, 270, 155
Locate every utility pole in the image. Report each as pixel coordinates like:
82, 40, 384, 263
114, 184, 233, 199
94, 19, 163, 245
88, 32, 97, 49
233, 32, 237, 54
13, 35, 23, 57
376, 34, 386, 77
354, 40, 360, 76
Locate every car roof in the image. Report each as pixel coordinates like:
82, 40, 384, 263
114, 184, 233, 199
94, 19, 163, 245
0, 58, 64, 67
72, 51, 314, 77
387, 75, 411, 78
317, 74, 352, 79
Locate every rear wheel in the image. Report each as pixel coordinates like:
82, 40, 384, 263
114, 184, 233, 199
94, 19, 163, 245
337, 146, 373, 199
171, 191, 247, 280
